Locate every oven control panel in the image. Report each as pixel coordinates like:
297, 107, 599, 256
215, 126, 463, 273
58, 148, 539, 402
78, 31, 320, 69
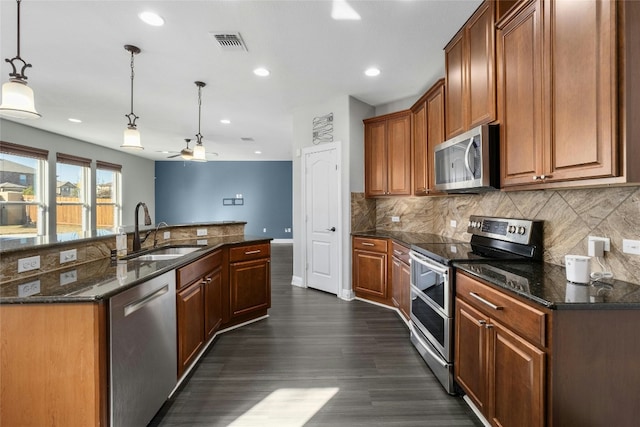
467, 215, 543, 246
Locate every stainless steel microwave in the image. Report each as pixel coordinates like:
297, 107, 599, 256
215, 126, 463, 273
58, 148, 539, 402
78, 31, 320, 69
433, 124, 499, 193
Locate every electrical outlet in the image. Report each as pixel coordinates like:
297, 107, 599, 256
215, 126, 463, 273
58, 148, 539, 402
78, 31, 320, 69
60, 270, 78, 286
623, 239, 640, 255
59, 249, 77, 264
18, 255, 40, 273
197, 239, 208, 245
391, 216, 400, 223
236, 193, 243, 199
450, 220, 457, 228
588, 236, 610, 252
163, 231, 170, 239
18, 280, 40, 297
196, 228, 207, 236
263, 228, 267, 233
284, 228, 292, 233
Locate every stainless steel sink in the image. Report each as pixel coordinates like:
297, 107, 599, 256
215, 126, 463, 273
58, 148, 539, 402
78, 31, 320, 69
127, 245, 202, 261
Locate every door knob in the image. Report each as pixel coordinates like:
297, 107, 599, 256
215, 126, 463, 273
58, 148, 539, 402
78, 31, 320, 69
327, 227, 336, 232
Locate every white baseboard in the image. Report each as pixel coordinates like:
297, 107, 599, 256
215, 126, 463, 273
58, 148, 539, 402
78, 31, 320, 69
291, 275, 305, 287
340, 289, 355, 301
271, 239, 293, 244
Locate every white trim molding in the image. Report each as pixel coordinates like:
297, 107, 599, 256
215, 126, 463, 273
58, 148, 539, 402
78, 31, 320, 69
291, 275, 305, 288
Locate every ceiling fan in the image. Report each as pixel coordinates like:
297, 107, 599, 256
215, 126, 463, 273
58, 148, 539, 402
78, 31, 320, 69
167, 139, 194, 160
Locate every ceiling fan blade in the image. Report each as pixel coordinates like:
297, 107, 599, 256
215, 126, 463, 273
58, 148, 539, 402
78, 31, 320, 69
167, 154, 181, 158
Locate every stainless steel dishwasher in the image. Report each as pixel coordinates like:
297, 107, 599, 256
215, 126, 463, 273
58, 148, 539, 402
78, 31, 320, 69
109, 270, 177, 427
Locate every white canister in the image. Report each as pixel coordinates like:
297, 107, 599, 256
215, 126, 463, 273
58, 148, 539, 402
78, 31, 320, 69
565, 255, 591, 284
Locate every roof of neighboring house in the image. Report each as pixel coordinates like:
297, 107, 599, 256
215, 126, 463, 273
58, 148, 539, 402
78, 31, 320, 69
0, 182, 27, 191
56, 181, 78, 189
0, 159, 36, 174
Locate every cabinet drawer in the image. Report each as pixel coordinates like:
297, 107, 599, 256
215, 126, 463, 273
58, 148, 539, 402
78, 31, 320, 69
353, 237, 388, 253
391, 241, 410, 265
456, 272, 547, 347
229, 243, 270, 262
177, 249, 222, 290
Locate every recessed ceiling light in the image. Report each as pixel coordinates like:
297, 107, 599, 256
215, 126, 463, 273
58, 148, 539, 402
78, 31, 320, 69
254, 150, 262, 155
253, 67, 270, 77
220, 119, 231, 124
138, 11, 164, 26
68, 118, 82, 123
365, 67, 381, 77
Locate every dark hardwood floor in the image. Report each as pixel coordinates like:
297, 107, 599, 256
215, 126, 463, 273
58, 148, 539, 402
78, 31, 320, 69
150, 244, 482, 426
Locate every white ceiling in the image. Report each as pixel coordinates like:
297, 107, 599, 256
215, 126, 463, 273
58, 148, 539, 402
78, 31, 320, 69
0, 0, 481, 161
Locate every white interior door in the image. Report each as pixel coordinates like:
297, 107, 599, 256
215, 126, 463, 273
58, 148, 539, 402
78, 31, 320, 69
304, 145, 340, 295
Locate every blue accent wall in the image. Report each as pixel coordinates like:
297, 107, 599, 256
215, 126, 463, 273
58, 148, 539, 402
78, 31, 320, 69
155, 161, 292, 239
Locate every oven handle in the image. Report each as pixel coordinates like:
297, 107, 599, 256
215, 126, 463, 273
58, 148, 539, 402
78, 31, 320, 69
411, 325, 449, 368
410, 251, 450, 276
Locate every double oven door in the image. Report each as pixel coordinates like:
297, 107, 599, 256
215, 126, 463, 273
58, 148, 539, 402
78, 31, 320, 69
409, 250, 455, 394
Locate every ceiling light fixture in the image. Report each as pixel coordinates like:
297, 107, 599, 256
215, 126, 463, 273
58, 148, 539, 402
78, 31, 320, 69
365, 67, 381, 77
180, 139, 193, 160
121, 44, 143, 150
138, 11, 164, 26
253, 67, 270, 77
68, 118, 82, 123
0, 0, 41, 119
192, 81, 207, 162
331, 0, 361, 20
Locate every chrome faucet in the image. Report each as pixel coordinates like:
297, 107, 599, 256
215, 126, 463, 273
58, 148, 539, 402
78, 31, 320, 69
133, 202, 152, 252
153, 221, 169, 248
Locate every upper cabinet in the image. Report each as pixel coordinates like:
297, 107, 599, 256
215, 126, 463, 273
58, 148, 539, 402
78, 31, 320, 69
364, 111, 412, 197
445, 1, 496, 139
498, 0, 640, 189
412, 79, 445, 196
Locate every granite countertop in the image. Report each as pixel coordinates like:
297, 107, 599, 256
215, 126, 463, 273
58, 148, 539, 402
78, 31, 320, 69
454, 261, 640, 310
352, 230, 463, 246
0, 221, 247, 253
0, 234, 270, 304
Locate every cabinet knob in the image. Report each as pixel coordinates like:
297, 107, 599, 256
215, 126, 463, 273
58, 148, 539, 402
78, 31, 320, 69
478, 320, 487, 326
485, 324, 494, 329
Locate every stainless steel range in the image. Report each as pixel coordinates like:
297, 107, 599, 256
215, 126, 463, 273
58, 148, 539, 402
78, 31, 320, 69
408, 215, 543, 394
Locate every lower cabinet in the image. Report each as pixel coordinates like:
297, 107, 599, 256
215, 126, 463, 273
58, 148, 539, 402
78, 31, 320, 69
352, 237, 389, 304
176, 249, 223, 378
228, 243, 271, 323
391, 242, 410, 320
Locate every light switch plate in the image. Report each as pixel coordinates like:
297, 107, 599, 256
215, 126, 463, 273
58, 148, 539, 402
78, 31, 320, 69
18, 255, 40, 273
450, 220, 457, 228
196, 228, 207, 236
163, 231, 170, 239
391, 216, 400, 223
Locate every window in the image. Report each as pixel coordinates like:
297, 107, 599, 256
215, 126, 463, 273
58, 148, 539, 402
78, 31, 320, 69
56, 153, 90, 238
0, 141, 48, 237
96, 161, 122, 230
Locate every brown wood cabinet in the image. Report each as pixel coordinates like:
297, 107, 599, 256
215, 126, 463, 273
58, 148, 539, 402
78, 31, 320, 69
176, 249, 223, 378
498, 0, 640, 189
445, 0, 496, 139
228, 242, 271, 322
390, 241, 410, 320
352, 236, 389, 304
455, 272, 546, 427
411, 79, 445, 196
364, 111, 412, 197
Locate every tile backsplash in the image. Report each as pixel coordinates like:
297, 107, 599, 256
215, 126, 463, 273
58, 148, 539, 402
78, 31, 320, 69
352, 186, 640, 284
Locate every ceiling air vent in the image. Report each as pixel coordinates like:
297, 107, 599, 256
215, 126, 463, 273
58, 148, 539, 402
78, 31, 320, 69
210, 32, 247, 51
241, 137, 255, 142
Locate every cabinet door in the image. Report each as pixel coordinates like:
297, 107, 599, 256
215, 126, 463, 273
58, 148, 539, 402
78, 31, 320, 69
204, 266, 223, 341
489, 320, 545, 427
426, 81, 446, 193
467, 0, 496, 128
445, 31, 466, 139
412, 100, 428, 195
455, 298, 488, 413
365, 120, 388, 197
177, 282, 204, 377
229, 258, 271, 318
497, 0, 545, 187
544, 0, 617, 181
353, 250, 387, 299
386, 114, 412, 195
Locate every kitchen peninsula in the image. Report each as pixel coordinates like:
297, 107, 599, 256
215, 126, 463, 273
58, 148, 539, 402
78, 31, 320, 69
0, 222, 272, 427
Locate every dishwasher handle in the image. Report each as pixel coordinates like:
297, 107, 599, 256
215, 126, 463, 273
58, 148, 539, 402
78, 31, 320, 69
124, 284, 169, 317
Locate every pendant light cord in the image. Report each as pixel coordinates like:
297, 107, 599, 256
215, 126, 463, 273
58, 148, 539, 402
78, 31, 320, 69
124, 45, 140, 127
16, 0, 22, 59
129, 51, 135, 117
195, 82, 204, 143
5, 0, 31, 81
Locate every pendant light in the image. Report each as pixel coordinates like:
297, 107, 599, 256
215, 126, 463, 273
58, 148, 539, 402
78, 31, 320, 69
121, 45, 143, 149
192, 81, 207, 162
0, 0, 41, 119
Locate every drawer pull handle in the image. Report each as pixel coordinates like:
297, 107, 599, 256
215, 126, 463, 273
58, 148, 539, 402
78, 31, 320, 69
393, 250, 403, 255
245, 250, 261, 255
469, 292, 503, 310
362, 242, 375, 246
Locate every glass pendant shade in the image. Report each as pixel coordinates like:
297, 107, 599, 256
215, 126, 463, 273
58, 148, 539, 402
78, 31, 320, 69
121, 126, 142, 149
192, 143, 206, 162
0, 79, 40, 119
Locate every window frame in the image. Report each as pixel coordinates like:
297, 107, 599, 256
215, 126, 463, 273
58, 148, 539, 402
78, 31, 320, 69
96, 160, 122, 230
56, 153, 91, 236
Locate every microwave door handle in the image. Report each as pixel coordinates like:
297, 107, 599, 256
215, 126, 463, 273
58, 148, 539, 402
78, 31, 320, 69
464, 138, 474, 178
